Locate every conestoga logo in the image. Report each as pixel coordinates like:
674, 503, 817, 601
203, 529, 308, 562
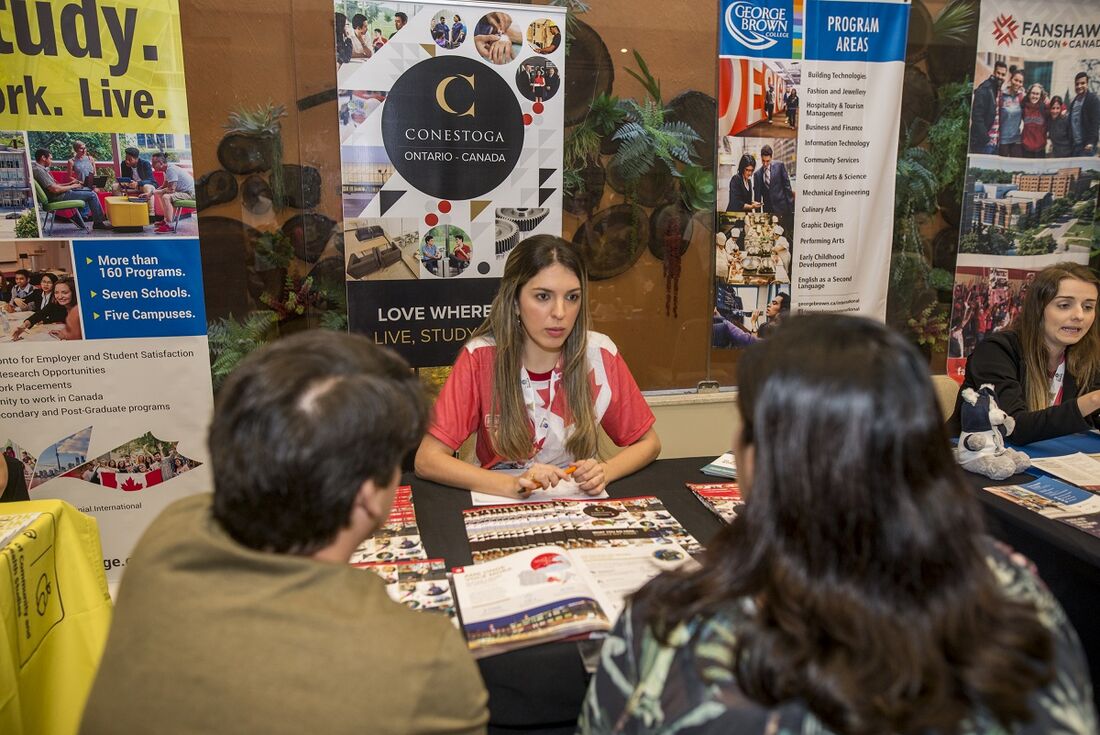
725, 1, 788, 51
382, 57, 523, 200
992, 13, 1019, 46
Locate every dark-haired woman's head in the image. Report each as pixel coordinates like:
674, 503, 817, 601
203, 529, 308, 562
641, 314, 1052, 733
737, 153, 755, 180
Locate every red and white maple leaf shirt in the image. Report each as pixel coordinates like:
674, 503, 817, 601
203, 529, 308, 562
429, 332, 655, 470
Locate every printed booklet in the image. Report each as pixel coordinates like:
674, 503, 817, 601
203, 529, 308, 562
463, 496, 703, 563
984, 477, 1100, 539
1028, 453, 1100, 492
349, 485, 427, 564
451, 543, 694, 657
699, 452, 737, 479
353, 558, 458, 626
686, 482, 742, 523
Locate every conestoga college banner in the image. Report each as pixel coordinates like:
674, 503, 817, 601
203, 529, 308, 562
946, 0, 1100, 382
334, 0, 565, 366
713, 0, 909, 348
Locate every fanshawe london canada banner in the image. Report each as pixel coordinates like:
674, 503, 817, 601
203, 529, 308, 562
0, 0, 214, 582
712, 0, 909, 349
334, 0, 565, 366
946, 0, 1100, 382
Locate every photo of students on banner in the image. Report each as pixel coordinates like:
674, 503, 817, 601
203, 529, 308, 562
970, 56, 1100, 158
0, 241, 83, 344
24, 132, 196, 237
60, 431, 201, 491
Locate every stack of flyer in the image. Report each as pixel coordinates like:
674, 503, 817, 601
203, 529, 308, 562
699, 452, 737, 479
1028, 453, 1100, 492
686, 482, 742, 523
350, 486, 426, 563
463, 497, 703, 564
451, 543, 695, 657
349, 486, 457, 624
353, 558, 457, 626
984, 476, 1100, 538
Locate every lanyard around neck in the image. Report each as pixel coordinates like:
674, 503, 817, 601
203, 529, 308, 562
1049, 356, 1066, 407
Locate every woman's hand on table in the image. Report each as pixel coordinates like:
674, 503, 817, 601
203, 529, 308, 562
520, 463, 570, 491
10, 326, 25, 341
572, 459, 608, 496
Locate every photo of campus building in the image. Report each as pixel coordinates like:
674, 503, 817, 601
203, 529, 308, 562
960, 156, 1098, 257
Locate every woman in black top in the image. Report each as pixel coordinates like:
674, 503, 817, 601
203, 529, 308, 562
725, 154, 760, 213
951, 262, 1100, 444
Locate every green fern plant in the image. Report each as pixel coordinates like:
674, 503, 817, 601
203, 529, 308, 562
610, 98, 700, 180
207, 311, 278, 390
253, 230, 294, 271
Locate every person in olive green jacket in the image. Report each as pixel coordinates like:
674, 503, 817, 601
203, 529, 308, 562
80, 331, 488, 735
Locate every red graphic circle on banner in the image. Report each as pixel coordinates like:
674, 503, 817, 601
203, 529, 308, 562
523, 114, 533, 125
533, 102, 544, 114
425, 213, 439, 227
438, 200, 452, 213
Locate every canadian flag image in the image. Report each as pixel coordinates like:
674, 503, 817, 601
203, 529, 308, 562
99, 468, 164, 492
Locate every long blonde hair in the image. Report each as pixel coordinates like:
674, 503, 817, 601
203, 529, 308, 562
471, 235, 596, 461
1013, 262, 1100, 410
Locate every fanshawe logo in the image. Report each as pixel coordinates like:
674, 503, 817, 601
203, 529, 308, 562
382, 56, 523, 201
992, 13, 1019, 46
725, 0, 789, 51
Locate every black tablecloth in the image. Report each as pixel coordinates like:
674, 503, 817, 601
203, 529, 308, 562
967, 469, 1100, 709
406, 457, 726, 732
409, 458, 1100, 729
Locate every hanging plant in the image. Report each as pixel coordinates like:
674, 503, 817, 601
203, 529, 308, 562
219, 103, 288, 211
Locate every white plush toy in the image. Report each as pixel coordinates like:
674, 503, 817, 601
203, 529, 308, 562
956, 383, 1030, 480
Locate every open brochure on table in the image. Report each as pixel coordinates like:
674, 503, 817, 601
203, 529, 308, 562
984, 476, 1100, 539
1028, 453, 1100, 492
451, 543, 694, 658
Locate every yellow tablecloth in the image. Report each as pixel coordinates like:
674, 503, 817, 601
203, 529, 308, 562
0, 501, 112, 735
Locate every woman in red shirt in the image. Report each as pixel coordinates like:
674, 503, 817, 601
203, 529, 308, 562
1021, 83, 1049, 158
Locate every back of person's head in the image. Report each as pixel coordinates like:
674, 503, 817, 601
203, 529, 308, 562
1013, 262, 1100, 410
641, 314, 1052, 733
209, 330, 427, 554
33, 148, 49, 162
476, 235, 594, 460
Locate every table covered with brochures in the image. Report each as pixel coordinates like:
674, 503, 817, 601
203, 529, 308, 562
404, 456, 727, 733
970, 432, 1100, 710
391, 449, 1100, 731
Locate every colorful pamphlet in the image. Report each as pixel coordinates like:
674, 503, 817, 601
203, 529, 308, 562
463, 496, 703, 564
1028, 453, 1100, 492
985, 477, 1100, 540
451, 543, 693, 657
353, 558, 458, 626
686, 482, 742, 523
699, 452, 737, 479
349, 486, 427, 564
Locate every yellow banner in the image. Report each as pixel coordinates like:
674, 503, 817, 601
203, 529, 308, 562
0, 0, 188, 133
